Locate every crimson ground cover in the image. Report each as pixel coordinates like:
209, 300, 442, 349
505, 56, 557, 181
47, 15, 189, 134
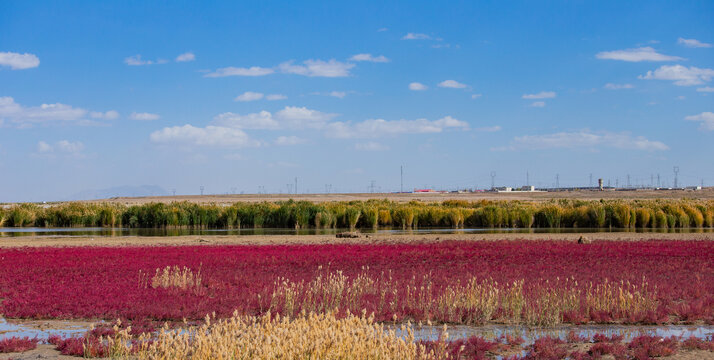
0, 240, 712, 324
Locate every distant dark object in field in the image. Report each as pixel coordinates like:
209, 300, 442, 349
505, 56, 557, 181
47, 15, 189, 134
336, 232, 360, 238
577, 235, 591, 244
197, 238, 211, 243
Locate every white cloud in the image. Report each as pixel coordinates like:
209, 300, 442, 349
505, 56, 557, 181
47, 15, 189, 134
402, 33, 432, 40
204, 66, 274, 77
124, 55, 168, 66
235, 91, 264, 102
36, 140, 85, 156
438, 80, 467, 89
505, 130, 668, 151
685, 112, 714, 131
355, 142, 390, 151
0, 52, 40, 70
266, 94, 287, 100
279, 59, 354, 77
275, 135, 307, 146
522, 91, 556, 99
595, 47, 684, 62
471, 94, 482, 99
150, 125, 260, 148
326, 115, 468, 138
530, 101, 546, 107
378, 28, 388, 32
604, 83, 634, 90
639, 65, 714, 86
0, 96, 113, 127
349, 53, 390, 63
89, 110, 119, 119
409, 82, 428, 91
130, 112, 160, 121
175, 52, 196, 62
678, 38, 712, 48
475, 126, 501, 132
697, 87, 714, 93
214, 106, 338, 130
328, 91, 347, 98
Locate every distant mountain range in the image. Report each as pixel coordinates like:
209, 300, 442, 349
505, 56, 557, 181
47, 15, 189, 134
67, 185, 170, 201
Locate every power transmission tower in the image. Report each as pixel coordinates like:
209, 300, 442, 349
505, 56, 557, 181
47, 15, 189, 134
286, 184, 293, 194
589, 173, 593, 187
369, 180, 377, 193
490, 171, 496, 190
325, 184, 332, 194
172, 189, 176, 196
673, 166, 679, 188
657, 174, 661, 188
200, 186, 204, 196
556, 174, 560, 190
295, 177, 298, 194
627, 174, 631, 188
526, 171, 530, 186
400, 165, 404, 193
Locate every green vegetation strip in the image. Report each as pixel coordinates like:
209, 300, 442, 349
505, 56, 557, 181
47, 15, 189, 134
1, 199, 713, 229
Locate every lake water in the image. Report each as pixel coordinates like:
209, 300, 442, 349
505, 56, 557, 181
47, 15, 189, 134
1, 227, 713, 237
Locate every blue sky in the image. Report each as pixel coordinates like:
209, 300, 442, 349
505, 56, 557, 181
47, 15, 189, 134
1, 0, 713, 201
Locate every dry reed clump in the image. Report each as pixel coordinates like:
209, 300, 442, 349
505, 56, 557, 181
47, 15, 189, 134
268, 270, 658, 327
139, 265, 202, 292
124, 311, 438, 360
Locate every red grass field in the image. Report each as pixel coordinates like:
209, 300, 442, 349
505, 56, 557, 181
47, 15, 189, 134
0, 240, 712, 325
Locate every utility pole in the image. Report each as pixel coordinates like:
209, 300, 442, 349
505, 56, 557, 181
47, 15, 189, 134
657, 174, 661, 188
295, 177, 298, 194
400, 165, 404, 193
651, 174, 654, 188
673, 166, 679, 188
490, 171, 496, 190
589, 173, 593, 188
526, 171, 530, 186
627, 174, 631, 188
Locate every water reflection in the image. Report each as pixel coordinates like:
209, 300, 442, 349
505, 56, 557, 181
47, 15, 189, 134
0, 227, 712, 238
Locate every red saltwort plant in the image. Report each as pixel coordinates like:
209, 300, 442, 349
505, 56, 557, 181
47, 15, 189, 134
0, 336, 38, 353
0, 240, 712, 325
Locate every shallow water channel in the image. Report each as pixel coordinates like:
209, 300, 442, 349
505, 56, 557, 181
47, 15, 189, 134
1, 227, 713, 238
2, 317, 712, 345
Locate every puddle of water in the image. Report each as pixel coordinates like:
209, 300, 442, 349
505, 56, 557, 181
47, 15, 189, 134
1, 227, 712, 238
0, 318, 91, 340
394, 324, 714, 344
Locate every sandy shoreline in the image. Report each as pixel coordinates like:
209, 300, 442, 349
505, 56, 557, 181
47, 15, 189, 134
2, 232, 713, 248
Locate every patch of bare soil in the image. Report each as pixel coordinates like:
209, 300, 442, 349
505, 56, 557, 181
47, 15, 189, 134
1, 232, 713, 248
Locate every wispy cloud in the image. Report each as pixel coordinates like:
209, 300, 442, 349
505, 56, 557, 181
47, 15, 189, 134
150, 125, 260, 148
0, 51, 39, 70
349, 53, 390, 63
214, 106, 338, 130
204, 66, 274, 77
596, 47, 684, 62
124, 55, 168, 66
639, 65, 714, 86
0, 96, 112, 127
530, 101, 546, 107
175, 52, 196, 62
697, 86, 714, 93
130, 112, 160, 121
402, 33, 432, 40
471, 94, 482, 99
498, 130, 668, 151
604, 83, 634, 90
678, 37, 712, 48
522, 91, 556, 99
36, 140, 85, 158
438, 80, 467, 89
235, 91, 265, 102
279, 59, 354, 77
266, 94, 287, 100
685, 112, 714, 131
325, 116, 468, 138
409, 82, 428, 91
475, 126, 501, 132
